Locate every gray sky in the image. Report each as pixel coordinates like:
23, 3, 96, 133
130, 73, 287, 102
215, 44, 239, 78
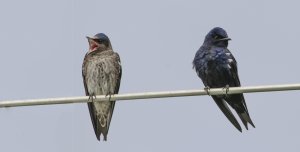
0, 0, 299, 151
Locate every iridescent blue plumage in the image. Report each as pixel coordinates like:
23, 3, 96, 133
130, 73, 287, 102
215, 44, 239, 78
193, 27, 255, 132
94, 33, 110, 41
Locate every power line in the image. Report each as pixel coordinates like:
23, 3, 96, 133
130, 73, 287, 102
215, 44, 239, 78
0, 83, 299, 108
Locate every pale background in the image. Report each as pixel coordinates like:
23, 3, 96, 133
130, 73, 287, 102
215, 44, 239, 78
0, 0, 299, 151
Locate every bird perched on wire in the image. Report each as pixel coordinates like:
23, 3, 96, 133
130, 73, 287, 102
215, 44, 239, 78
193, 27, 255, 132
82, 33, 122, 141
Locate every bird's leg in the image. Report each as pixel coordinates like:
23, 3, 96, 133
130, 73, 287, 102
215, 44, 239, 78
204, 86, 211, 96
105, 93, 112, 102
88, 93, 97, 102
223, 85, 230, 97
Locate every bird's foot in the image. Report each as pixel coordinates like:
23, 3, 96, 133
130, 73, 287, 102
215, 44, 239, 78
222, 85, 230, 97
105, 93, 112, 102
88, 93, 97, 102
204, 86, 211, 96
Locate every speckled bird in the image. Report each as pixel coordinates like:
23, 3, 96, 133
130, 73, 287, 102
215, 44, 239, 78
82, 33, 122, 141
193, 27, 255, 132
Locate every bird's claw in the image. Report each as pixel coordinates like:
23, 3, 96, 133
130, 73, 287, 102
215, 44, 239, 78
105, 93, 112, 102
88, 93, 97, 102
222, 85, 230, 97
204, 86, 211, 96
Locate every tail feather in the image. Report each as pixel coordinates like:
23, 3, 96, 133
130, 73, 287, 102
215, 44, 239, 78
95, 131, 108, 141
229, 94, 255, 129
96, 121, 109, 141
212, 96, 242, 132
238, 112, 255, 129
237, 113, 248, 130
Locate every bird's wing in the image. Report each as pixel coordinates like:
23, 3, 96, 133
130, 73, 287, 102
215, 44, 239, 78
226, 49, 241, 86
212, 96, 242, 132
226, 49, 249, 111
82, 53, 101, 140
107, 52, 122, 131
226, 49, 255, 128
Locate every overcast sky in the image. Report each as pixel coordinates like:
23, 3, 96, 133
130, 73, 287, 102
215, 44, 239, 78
0, 0, 299, 151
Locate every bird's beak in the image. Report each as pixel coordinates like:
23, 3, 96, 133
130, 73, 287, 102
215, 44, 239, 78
218, 37, 232, 41
86, 36, 92, 43
86, 36, 93, 41
87, 36, 100, 51
86, 36, 99, 40
86, 36, 97, 44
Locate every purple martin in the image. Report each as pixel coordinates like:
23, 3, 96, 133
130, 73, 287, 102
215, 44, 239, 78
193, 27, 255, 132
82, 33, 122, 141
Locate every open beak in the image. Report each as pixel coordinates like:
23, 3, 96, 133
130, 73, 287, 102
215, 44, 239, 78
86, 36, 95, 42
218, 37, 232, 41
86, 36, 99, 51
86, 36, 100, 41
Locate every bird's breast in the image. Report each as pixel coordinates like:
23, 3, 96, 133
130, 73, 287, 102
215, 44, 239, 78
85, 56, 118, 96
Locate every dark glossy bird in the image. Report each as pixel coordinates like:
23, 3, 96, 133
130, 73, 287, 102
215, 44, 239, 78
82, 33, 122, 141
193, 27, 255, 132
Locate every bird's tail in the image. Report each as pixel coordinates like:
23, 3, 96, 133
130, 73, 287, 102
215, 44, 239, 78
237, 112, 255, 130
212, 96, 242, 132
232, 94, 255, 130
96, 107, 114, 141
96, 115, 110, 141
98, 126, 109, 141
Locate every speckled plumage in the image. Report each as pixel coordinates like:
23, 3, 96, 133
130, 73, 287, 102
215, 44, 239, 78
193, 27, 255, 132
82, 33, 122, 141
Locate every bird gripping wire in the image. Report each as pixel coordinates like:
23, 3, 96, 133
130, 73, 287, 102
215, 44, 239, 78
0, 83, 299, 108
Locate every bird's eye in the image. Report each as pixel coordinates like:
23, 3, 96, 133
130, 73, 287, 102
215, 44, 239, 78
94, 39, 103, 43
214, 35, 219, 39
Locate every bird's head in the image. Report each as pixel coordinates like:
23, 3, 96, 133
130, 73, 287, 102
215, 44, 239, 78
87, 33, 112, 52
204, 27, 231, 47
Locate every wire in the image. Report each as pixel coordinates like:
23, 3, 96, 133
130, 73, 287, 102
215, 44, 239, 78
0, 83, 299, 108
